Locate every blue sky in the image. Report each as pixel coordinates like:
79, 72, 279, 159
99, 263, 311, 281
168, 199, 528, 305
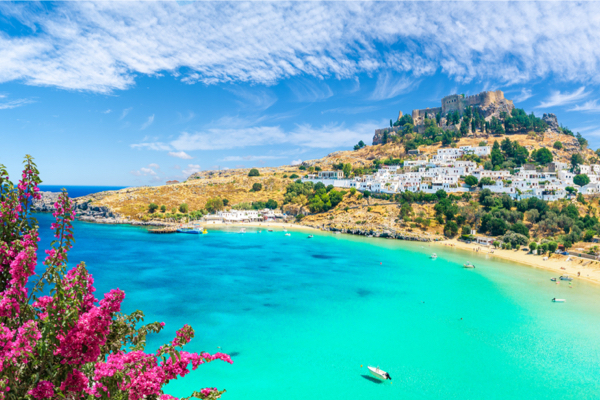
2, 2, 600, 186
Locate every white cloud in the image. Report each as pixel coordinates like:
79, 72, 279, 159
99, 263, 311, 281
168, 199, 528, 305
219, 155, 285, 162
321, 105, 381, 115
513, 88, 533, 103
133, 120, 379, 152
568, 99, 600, 113
120, 107, 132, 120
177, 111, 195, 123
182, 164, 201, 176
141, 114, 155, 130
291, 159, 302, 166
536, 87, 589, 108
227, 87, 277, 110
0, 98, 35, 110
102, 109, 111, 114
8, 3, 600, 92
370, 73, 419, 101
148, 163, 159, 169
168, 151, 193, 159
288, 79, 333, 103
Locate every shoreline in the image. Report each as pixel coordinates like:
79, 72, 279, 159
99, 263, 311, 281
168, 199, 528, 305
69, 211, 600, 286
434, 238, 600, 286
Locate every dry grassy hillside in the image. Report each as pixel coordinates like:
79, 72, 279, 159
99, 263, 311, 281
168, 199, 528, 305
76, 130, 594, 222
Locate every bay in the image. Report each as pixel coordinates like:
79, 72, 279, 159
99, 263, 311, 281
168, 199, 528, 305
34, 213, 600, 399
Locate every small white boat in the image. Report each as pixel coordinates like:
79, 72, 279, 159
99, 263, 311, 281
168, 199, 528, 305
368, 366, 391, 381
283, 229, 287, 232
307, 235, 313, 238
430, 253, 438, 259
285, 233, 291, 236
463, 262, 476, 268
552, 298, 566, 303
239, 228, 246, 234
335, 232, 341, 235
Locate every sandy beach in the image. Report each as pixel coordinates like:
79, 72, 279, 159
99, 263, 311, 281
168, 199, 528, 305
202, 220, 318, 232
435, 238, 600, 286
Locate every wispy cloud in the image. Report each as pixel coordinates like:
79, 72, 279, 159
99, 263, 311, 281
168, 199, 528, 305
130, 163, 159, 177
176, 111, 195, 123
120, 107, 132, 120
288, 79, 333, 103
168, 151, 193, 160
513, 88, 533, 103
321, 105, 381, 115
370, 73, 419, 101
568, 99, 600, 113
0, 98, 35, 110
4, 3, 600, 92
182, 164, 201, 176
536, 87, 589, 108
133, 120, 380, 152
102, 109, 112, 114
227, 87, 277, 110
219, 155, 285, 162
140, 114, 155, 130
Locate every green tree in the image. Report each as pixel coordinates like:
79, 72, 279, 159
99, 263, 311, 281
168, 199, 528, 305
553, 141, 563, 150
571, 153, 584, 169
252, 182, 263, 191
179, 203, 189, 213
534, 147, 553, 164
548, 241, 558, 253
160, 205, 166, 213
205, 198, 224, 213
529, 242, 538, 252
265, 199, 278, 209
444, 221, 459, 237
573, 174, 590, 187
342, 163, 352, 178
223, 199, 229, 206
248, 168, 260, 177
148, 203, 159, 213
464, 175, 478, 187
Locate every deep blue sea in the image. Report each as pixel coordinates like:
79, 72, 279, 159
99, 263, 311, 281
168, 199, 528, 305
33, 213, 600, 399
38, 185, 127, 198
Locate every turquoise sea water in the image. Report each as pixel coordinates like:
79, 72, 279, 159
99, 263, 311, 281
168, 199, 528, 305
38, 185, 126, 198
34, 213, 600, 399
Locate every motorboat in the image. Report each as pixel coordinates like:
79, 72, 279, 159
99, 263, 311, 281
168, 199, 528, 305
368, 366, 391, 381
430, 253, 438, 259
285, 233, 291, 236
463, 262, 476, 268
307, 235, 313, 238
268, 229, 273, 232
552, 298, 566, 303
559, 275, 573, 281
177, 227, 205, 234
550, 278, 557, 282
239, 228, 246, 234
283, 229, 287, 232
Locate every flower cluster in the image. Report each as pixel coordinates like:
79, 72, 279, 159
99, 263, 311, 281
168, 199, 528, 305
0, 157, 232, 400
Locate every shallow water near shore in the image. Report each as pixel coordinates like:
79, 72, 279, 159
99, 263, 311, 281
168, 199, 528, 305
35, 213, 600, 399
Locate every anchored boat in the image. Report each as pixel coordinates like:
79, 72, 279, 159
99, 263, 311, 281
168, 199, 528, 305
430, 253, 438, 259
559, 275, 573, 281
552, 298, 566, 302
368, 366, 392, 381
463, 262, 476, 268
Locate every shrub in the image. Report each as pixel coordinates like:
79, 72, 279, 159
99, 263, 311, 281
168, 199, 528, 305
298, 165, 306, 170
529, 242, 538, 252
248, 168, 260, 177
266, 199, 278, 209
223, 199, 229, 206
160, 205, 166, 213
205, 197, 224, 213
0, 157, 232, 399
295, 214, 305, 222
179, 203, 189, 213
252, 183, 262, 192
444, 221, 459, 237
289, 174, 299, 179
464, 175, 478, 187
148, 203, 158, 213
553, 141, 563, 150
349, 187, 357, 195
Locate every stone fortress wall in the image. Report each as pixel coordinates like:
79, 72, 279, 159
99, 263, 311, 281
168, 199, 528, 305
411, 90, 513, 122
